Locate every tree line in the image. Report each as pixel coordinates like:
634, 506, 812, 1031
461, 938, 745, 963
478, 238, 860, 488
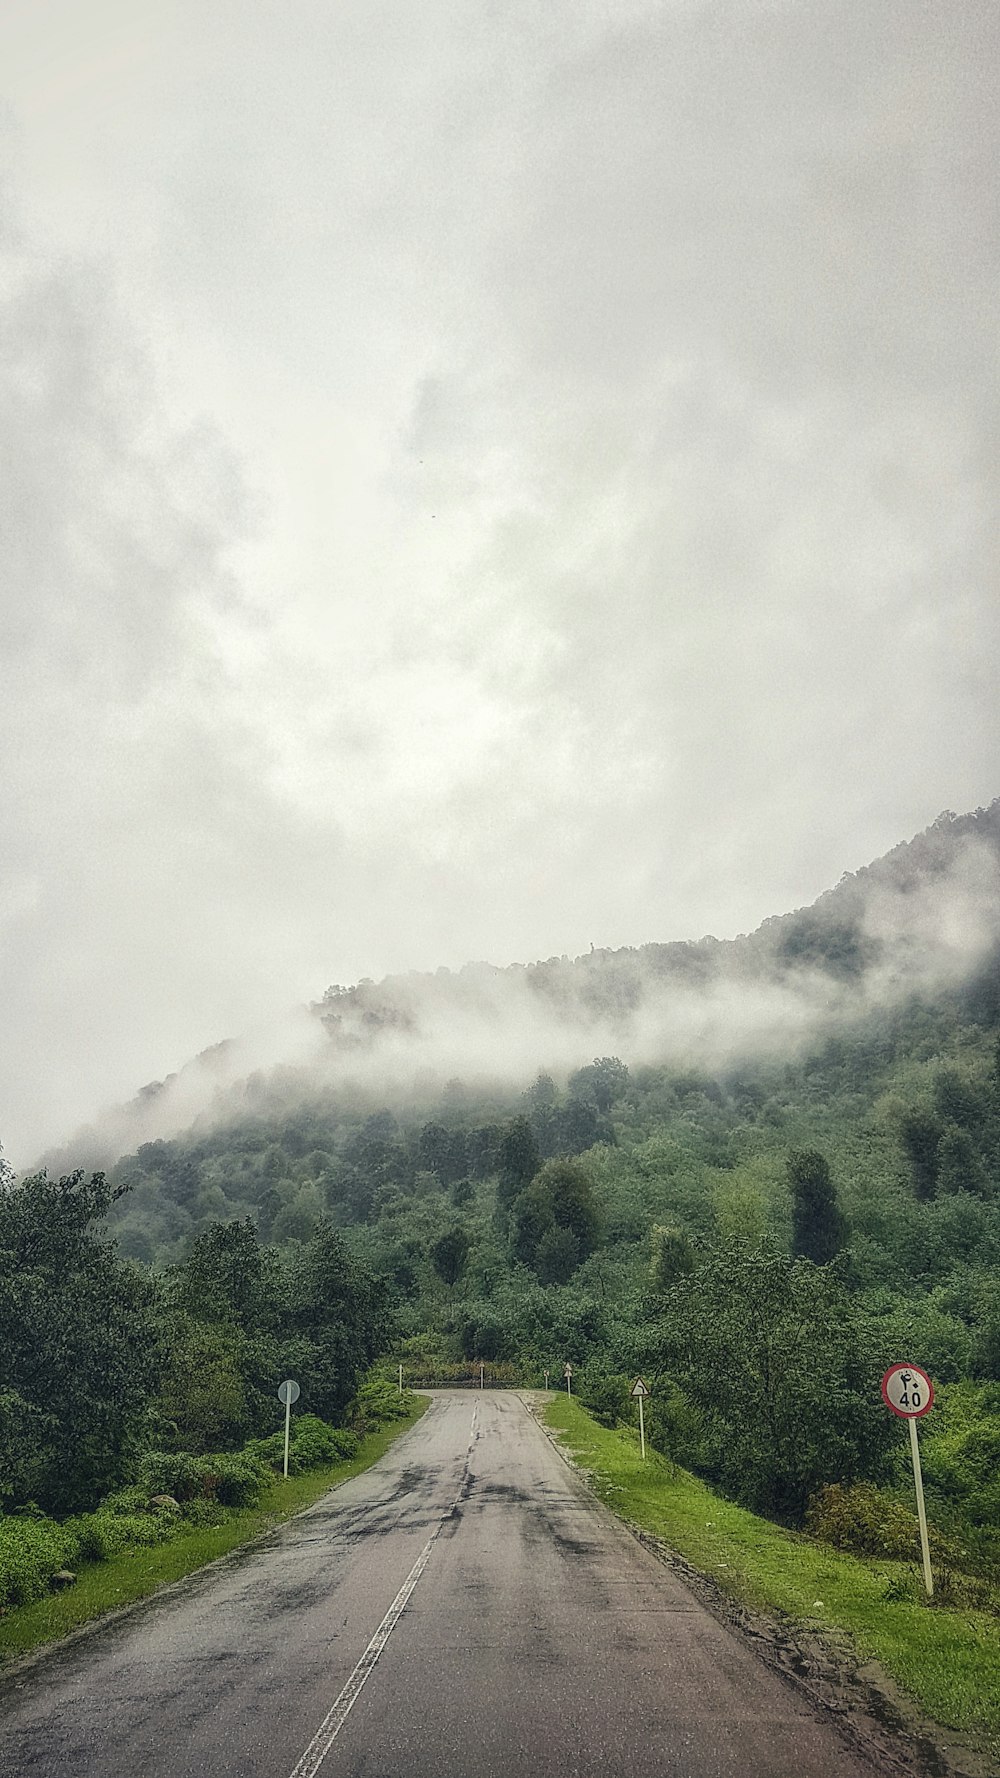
0, 1166, 384, 1515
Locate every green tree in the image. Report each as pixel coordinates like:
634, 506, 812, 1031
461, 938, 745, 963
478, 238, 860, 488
0, 1171, 160, 1511
526, 1072, 558, 1111
541, 1157, 601, 1260
430, 1225, 472, 1287
535, 1225, 580, 1286
174, 1218, 275, 1323
510, 1158, 599, 1279
787, 1149, 847, 1264
279, 1220, 386, 1423
0, 1392, 58, 1505
648, 1224, 695, 1292
652, 1244, 892, 1520
495, 1118, 540, 1217
510, 1177, 556, 1268
936, 1125, 988, 1197
424, 1124, 468, 1185
899, 1109, 943, 1201
153, 1317, 248, 1452
568, 1057, 629, 1112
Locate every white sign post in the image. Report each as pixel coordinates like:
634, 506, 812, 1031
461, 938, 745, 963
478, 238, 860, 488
398, 1362, 403, 1396
480, 1361, 485, 1390
630, 1378, 650, 1460
564, 1362, 573, 1398
277, 1378, 301, 1479
881, 1363, 934, 1597
544, 1369, 550, 1390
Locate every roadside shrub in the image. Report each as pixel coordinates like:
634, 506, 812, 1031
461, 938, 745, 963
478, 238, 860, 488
246, 1419, 360, 1475
100, 1486, 153, 1516
245, 1433, 285, 1472
350, 1379, 417, 1432
203, 1452, 270, 1508
806, 1482, 961, 1567
177, 1498, 226, 1528
66, 1507, 173, 1561
0, 1513, 74, 1608
576, 1368, 630, 1429
64, 1512, 116, 1563
137, 1452, 212, 1503
286, 1415, 341, 1468
136, 1449, 268, 1508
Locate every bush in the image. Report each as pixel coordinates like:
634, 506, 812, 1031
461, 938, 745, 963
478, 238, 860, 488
287, 1415, 342, 1468
137, 1452, 213, 1503
0, 1513, 75, 1608
177, 1497, 226, 1529
246, 1418, 360, 1475
136, 1448, 269, 1508
577, 1368, 630, 1429
350, 1378, 417, 1431
806, 1482, 961, 1567
202, 1452, 270, 1508
66, 1506, 174, 1561
245, 1432, 285, 1472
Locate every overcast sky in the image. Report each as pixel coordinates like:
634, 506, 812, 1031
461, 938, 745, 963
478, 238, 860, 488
1, 0, 997, 1165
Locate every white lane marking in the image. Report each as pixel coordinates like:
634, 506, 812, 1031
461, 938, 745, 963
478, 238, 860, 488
288, 1408, 479, 1778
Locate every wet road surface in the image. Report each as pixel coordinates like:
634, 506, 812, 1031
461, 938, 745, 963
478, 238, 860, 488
0, 1391, 876, 1777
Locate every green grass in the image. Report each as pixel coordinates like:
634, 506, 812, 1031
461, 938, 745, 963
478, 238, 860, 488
0, 1400, 428, 1665
544, 1394, 1000, 1763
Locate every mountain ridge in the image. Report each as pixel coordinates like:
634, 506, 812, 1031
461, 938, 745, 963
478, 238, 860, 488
39, 800, 1000, 1173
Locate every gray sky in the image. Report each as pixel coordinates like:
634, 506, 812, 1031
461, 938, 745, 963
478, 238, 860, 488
1, 0, 997, 1165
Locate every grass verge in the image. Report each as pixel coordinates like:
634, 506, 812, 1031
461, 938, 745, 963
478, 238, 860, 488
0, 1399, 428, 1666
543, 1394, 1000, 1764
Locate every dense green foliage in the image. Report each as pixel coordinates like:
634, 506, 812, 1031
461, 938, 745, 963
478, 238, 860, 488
0, 1390, 420, 1617
0, 1171, 385, 1515
0, 1171, 159, 1511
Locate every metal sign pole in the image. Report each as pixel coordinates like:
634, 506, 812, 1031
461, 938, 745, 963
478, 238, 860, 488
277, 1379, 300, 1480
908, 1416, 933, 1598
880, 1363, 934, 1600
630, 1378, 650, 1456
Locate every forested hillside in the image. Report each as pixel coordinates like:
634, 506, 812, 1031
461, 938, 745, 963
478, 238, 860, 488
3, 803, 1000, 1593
42, 801, 1000, 1173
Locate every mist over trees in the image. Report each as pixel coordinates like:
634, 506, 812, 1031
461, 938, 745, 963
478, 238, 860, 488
39, 803, 1000, 1176
3, 803, 1000, 1576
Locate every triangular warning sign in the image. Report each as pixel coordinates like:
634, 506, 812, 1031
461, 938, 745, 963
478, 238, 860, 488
630, 1377, 650, 1397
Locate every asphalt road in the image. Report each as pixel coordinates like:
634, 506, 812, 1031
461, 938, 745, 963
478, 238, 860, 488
0, 1391, 876, 1778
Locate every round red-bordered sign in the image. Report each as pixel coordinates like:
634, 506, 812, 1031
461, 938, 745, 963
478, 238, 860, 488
881, 1363, 934, 1419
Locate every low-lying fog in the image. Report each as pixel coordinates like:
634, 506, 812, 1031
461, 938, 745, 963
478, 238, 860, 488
40, 822, 999, 1173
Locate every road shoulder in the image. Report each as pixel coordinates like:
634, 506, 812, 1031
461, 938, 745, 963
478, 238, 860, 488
530, 1392, 997, 1778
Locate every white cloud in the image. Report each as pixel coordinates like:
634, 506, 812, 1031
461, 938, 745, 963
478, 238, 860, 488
0, 1, 997, 1162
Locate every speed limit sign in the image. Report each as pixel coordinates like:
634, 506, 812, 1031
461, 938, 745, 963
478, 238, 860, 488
881, 1363, 934, 1419
880, 1362, 935, 1597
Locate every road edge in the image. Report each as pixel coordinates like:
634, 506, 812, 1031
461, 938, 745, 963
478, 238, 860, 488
524, 1392, 994, 1778
0, 1400, 432, 1687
